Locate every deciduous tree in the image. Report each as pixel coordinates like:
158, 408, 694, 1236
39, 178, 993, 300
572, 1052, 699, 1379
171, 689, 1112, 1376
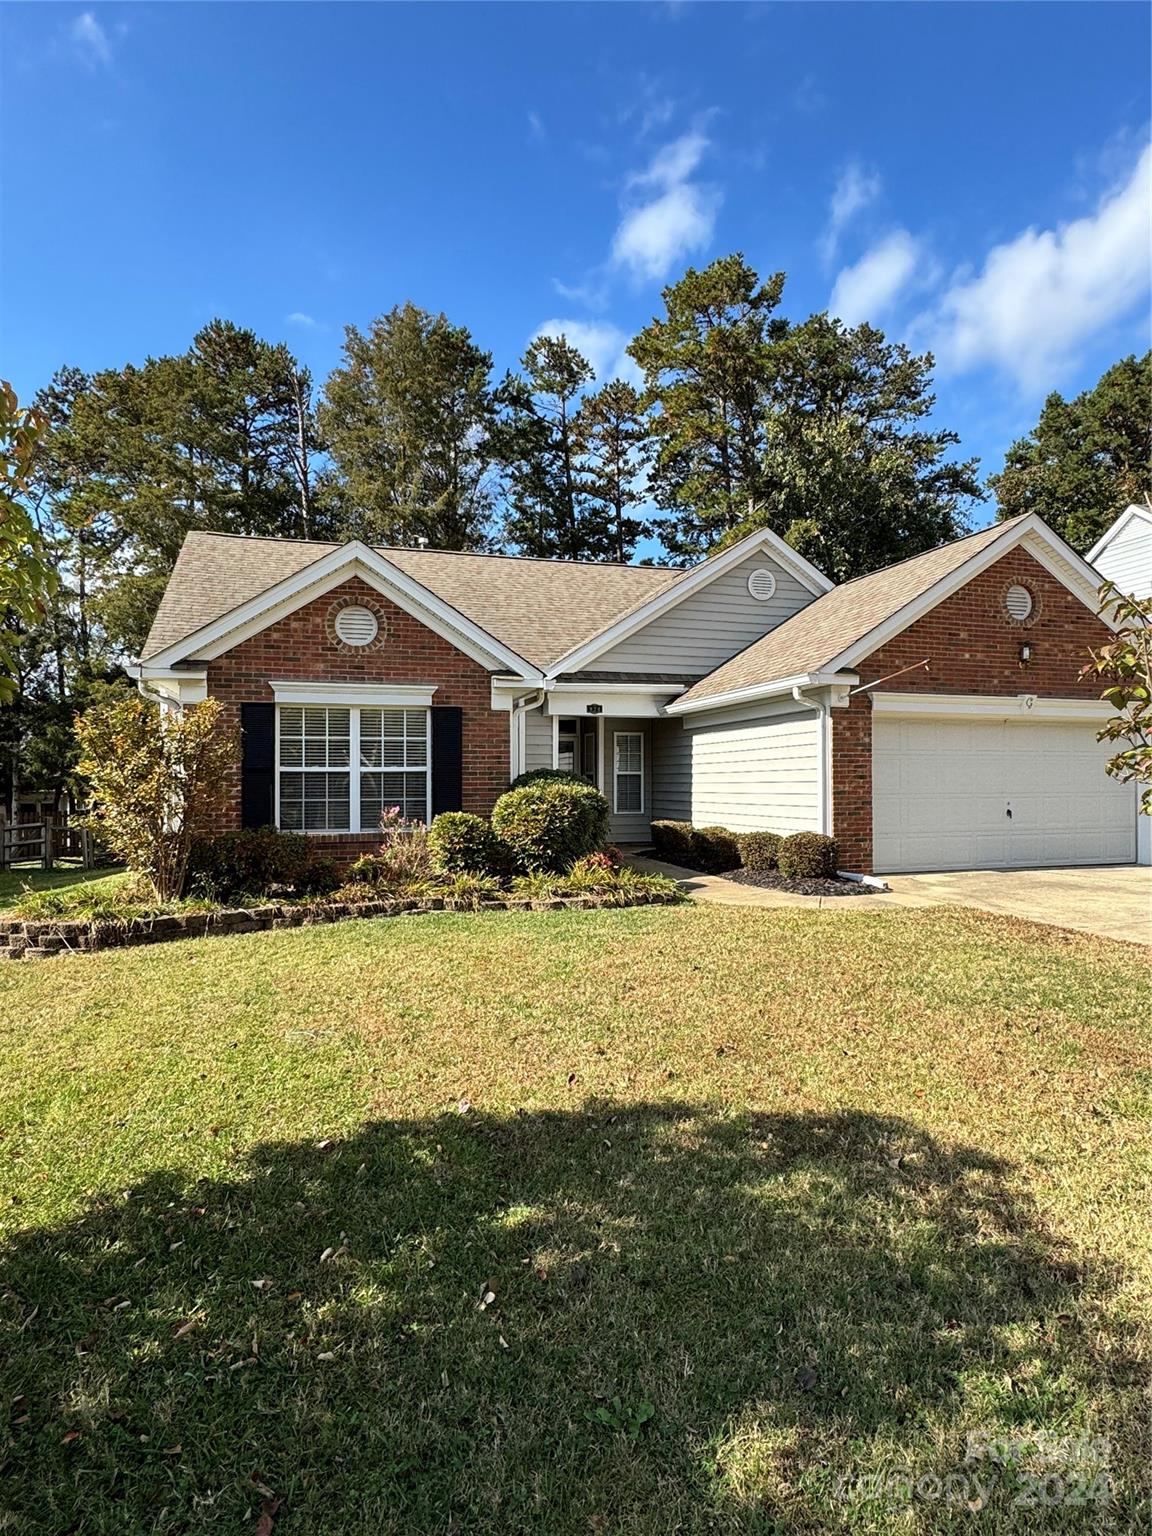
76, 693, 237, 901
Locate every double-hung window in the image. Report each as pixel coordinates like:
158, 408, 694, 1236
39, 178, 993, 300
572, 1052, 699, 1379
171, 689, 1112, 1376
613, 731, 643, 814
277, 704, 429, 831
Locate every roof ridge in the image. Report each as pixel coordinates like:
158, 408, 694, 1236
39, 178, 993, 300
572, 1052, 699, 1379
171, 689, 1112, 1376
180, 529, 678, 574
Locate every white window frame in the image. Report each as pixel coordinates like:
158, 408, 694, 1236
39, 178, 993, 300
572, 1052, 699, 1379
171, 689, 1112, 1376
274, 703, 432, 834
613, 730, 644, 816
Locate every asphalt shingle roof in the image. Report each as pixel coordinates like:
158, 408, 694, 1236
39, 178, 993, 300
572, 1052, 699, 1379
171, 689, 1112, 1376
141, 533, 681, 670
673, 517, 1029, 705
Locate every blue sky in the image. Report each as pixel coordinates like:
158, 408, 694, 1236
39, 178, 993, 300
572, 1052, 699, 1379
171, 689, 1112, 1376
2, 1, 1149, 532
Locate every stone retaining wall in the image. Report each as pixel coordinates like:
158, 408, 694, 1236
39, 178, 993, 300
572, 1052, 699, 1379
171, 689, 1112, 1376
0, 889, 682, 961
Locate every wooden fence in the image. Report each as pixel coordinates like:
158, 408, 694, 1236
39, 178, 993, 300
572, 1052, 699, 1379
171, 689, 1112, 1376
0, 819, 93, 871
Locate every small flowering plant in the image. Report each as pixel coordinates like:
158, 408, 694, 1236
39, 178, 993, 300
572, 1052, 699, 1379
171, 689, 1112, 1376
353, 805, 432, 888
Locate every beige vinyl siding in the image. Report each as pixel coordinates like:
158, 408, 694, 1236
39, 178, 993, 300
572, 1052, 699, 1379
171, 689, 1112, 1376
679, 707, 820, 834
1094, 517, 1152, 600
651, 718, 692, 821
601, 719, 652, 842
594, 556, 817, 674
522, 709, 554, 774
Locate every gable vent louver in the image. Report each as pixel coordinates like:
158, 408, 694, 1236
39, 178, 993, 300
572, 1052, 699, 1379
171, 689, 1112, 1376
334, 605, 380, 646
1005, 585, 1033, 621
747, 568, 777, 602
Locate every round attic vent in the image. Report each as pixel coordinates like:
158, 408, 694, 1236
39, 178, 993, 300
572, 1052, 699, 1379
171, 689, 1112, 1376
334, 605, 380, 646
1004, 584, 1034, 622
747, 568, 777, 602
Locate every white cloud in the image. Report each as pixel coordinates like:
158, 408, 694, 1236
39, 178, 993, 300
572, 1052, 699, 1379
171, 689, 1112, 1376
527, 110, 545, 143
286, 311, 317, 328
71, 11, 111, 67
829, 229, 921, 326
820, 162, 881, 262
931, 143, 1152, 391
612, 131, 719, 281
532, 319, 640, 384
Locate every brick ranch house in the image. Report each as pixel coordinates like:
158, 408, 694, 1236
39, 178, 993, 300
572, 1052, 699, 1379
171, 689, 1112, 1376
133, 513, 1149, 874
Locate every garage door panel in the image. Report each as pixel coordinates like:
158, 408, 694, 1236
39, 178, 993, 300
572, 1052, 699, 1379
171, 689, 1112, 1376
873, 710, 1136, 872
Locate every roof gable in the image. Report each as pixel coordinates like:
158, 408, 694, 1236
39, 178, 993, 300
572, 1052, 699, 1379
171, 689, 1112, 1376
140, 533, 679, 673
669, 515, 1110, 712
1087, 503, 1152, 563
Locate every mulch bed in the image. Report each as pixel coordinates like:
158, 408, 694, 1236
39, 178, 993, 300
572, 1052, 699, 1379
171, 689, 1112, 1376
718, 868, 880, 898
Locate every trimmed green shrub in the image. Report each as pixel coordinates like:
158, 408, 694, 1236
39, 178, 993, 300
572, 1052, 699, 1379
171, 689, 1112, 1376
777, 832, 839, 878
736, 831, 781, 871
508, 767, 592, 791
650, 820, 695, 864
187, 826, 314, 900
491, 779, 610, 873
690, 826, 741, 874
427, 812, 513, 878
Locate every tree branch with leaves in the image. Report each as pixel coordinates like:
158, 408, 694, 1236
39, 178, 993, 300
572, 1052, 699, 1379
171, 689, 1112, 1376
1084, 584, 1152, 813
0, 381, 56, 705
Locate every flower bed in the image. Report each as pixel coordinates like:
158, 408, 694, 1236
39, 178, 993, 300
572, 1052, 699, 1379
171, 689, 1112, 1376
0, 884, 685, 962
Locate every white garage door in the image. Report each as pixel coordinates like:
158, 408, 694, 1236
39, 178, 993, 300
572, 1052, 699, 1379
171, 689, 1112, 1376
873, 711, 1137, 872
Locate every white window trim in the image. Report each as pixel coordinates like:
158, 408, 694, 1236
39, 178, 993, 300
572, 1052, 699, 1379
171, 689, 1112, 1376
274, 701, 432, 834
613, 730, 644, 816
269, 680, 436, 707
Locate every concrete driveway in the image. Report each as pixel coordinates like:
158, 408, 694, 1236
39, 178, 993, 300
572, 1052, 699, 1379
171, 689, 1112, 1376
879, 866, 1151, 945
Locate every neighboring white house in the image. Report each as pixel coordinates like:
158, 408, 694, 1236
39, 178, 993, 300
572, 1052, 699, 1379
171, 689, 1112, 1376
1088, 504, 1152, 600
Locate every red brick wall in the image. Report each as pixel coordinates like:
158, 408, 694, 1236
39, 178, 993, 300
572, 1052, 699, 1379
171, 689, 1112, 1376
830, 547, 1113, 872
203, 576, 509, 858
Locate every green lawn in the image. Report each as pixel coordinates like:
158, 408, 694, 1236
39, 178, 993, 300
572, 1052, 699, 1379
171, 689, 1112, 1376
0, 863, 123, 909
0, 905, 1147, 1533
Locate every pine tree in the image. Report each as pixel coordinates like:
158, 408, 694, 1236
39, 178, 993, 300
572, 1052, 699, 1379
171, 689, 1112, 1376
989, 354, 1151, 552
319, 303, 499, 550
627, 254, 786, 562
752, 313, 980, 581
575, 380, 653, 563
497, 335, 595, 559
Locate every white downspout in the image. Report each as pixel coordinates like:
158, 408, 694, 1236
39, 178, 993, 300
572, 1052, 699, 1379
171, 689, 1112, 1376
508, 689, 546, 780
791, 685, 831, 837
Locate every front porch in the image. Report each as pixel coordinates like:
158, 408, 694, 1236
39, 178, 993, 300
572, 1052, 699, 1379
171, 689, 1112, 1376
504, 680, 688, 846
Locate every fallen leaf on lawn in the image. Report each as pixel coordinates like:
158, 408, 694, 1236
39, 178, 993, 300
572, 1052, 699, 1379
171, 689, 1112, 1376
319, 1247, 335, 1264
478, 1289, 496, 1311
254, 1494, 283, 1536
60, 1430, 81, 1445
250, 1278, 274, 1291
316, 1351, 336, 1361
498, 1335, 508, 1349
172, 1318, 199, 1338
456, 1098, 472, 1115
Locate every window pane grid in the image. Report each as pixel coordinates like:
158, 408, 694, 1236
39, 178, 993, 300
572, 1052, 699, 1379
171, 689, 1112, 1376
614, 733, 643, 816
278, 704, 428, 832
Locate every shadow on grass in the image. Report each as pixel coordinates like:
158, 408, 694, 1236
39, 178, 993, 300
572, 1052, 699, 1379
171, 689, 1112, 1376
0, 1104, 1138, 1533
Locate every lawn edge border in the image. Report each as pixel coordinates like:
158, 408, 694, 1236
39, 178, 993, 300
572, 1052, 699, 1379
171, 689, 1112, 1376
0, 889, 686, 960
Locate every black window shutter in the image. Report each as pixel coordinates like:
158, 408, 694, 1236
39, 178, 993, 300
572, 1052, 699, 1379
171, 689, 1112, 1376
430, 706, 463, 818
240, 702, 276, 829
